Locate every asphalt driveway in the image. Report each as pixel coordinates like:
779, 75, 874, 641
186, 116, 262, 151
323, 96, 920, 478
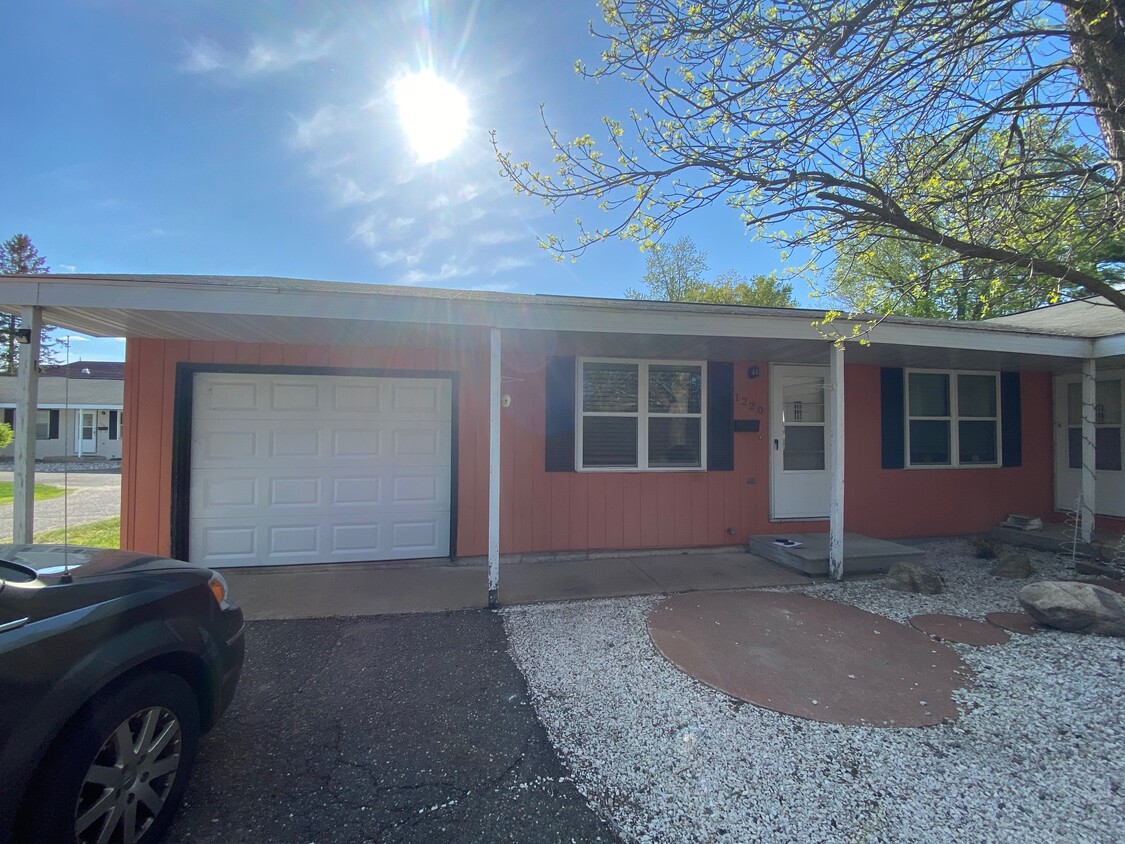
166, 611, 616, 843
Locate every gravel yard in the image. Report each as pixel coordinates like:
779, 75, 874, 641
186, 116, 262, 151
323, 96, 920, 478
503, 540, 1125, 844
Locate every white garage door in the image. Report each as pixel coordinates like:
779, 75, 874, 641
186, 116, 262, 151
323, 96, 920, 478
189, 372, 452, 567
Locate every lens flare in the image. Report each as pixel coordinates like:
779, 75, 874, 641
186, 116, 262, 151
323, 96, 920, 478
391, 69, 469, 163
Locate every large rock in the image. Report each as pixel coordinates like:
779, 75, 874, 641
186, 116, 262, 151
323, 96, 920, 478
885, 561, 943, 594
1018, 581, 1125, 638
992, 551, 1033, 579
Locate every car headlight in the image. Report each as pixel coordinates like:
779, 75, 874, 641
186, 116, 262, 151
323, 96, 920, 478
207, 572, 232, 610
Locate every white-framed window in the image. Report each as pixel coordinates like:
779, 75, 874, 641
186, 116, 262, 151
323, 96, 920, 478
576, 358, 706, 470
1067, 378, 1122, 472
906, 370, 1000, 467
35, 409, 57, 441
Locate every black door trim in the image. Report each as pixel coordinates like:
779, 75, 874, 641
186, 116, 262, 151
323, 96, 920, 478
171, 363, 461, 563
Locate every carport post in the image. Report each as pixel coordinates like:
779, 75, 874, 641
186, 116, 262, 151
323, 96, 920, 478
487, 328, 501, 608
14, 306, 42, 544
827, 342, 845, 581
1080, 357, 1096, 542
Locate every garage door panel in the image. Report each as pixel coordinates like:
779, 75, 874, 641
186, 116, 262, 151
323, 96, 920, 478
191, 470, 450, 519
268, 476, 322, 507
191, 373, 451, 567
271, 382, 320, 412
333, 383, 382, 412
191, 514, 449, 565
193, 421, 450, 469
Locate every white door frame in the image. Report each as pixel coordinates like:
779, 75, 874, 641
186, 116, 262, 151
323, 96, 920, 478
769, 364, 831, 520
1053, 369, 1124, 519
74, 408, 97, 456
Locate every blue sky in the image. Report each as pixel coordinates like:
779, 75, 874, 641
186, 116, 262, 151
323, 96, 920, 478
1, 1, 807, 361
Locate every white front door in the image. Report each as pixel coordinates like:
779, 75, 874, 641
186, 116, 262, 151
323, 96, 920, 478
75, 410, 97, 455
189, 372, 453, 567
770, 365, 830, 519
1053, 371, 1124, 517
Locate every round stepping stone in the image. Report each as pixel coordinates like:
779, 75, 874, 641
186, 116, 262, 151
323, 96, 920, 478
909, 614, 1010, 646
985, 611, 1045, 636
648, 591, 971, 728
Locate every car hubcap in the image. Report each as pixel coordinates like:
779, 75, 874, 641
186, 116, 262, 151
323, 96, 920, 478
74, 706, 182, 844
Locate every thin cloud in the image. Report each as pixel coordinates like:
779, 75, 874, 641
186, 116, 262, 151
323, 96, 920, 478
292, 106, 343, 150
375, 249, 423, 268
333, 176, 383, 207
472, 281, 516, 293
181, 30, 334, 78
492, 257, 532, 274
399, 263, 477, 286
473, 230, 521, 246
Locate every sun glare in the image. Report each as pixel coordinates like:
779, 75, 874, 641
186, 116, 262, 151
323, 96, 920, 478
391, 69, 469, 164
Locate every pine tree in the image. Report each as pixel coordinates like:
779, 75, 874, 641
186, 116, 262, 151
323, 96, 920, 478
0, 234, 59, 372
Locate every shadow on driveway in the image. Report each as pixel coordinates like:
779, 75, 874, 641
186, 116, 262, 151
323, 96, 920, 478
167, 611, 616, 843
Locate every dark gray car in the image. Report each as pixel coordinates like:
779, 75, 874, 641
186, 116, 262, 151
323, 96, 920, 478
0, 545, 245, 844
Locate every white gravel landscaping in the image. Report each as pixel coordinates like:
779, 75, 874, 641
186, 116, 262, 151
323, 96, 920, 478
503, 539, 1125, 844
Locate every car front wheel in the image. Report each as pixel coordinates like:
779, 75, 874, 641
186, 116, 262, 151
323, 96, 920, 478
20, 672, 201, 844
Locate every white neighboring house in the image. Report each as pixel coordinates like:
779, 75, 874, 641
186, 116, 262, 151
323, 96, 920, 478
0, 361, 124, 460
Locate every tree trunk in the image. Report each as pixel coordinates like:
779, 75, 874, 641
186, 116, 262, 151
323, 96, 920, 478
1066, 1, 1125, 203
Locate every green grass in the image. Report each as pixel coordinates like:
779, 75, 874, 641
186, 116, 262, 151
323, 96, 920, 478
0, 481, 67, 506
35, 516, 121, 548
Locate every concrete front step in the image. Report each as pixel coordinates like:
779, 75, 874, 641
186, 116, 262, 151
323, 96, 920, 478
747, 532, 924, 577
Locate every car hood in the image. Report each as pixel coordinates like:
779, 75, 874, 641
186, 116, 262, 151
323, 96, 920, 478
0, 545, 203, 583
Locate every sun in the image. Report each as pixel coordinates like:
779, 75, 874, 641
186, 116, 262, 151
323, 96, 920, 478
391, 69, 469, 164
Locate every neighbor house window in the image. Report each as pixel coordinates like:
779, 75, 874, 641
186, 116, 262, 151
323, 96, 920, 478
1067, 378, 1122, 472
906, 371, 999, 467
578, 359, 705, 470
36, 410, 60, 440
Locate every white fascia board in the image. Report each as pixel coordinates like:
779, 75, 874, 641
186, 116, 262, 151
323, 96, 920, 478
0, 404, 122, 410
1093, 334, 1125, 359
0, 277, 1096, 359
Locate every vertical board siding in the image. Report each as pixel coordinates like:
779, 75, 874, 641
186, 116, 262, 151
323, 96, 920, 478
124, 330, 1064, 561
493, 336, 1060, 554
121, 335, 491, 558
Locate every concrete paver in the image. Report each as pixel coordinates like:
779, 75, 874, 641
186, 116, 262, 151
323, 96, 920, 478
648, 590, 973, 727
224, 551, 812, 620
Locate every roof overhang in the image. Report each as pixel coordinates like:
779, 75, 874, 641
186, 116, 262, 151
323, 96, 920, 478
0, 274, 1117, 373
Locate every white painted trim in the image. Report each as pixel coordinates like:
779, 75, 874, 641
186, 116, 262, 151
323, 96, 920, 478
14, 307, 41, 543
575, 357, 707, 472
0, 276, 1101, 359
1093, 334, 1125, 359
1081, 359, 1097, 541
768, 363, 830, 519
903, 369, 1001, 469
0, 403, 122, 410
488, 329, 501, 607
828, 345, 845, 581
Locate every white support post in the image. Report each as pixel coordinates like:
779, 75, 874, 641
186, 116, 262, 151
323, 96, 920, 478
827, 343, 845, 581
487, 328, 502, 608
76, 409, 85, 458
14, 306, 41, 544
1080, 358, 1096, 543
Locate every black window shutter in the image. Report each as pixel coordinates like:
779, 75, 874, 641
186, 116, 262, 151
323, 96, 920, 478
707, 361, 734, 471
48, 409, 60, 440
2, 408, 13, 428
545, 356, 576, 472
1000, 371, 1022, 467
881, 368, 905, 469
109, 410, 119, 440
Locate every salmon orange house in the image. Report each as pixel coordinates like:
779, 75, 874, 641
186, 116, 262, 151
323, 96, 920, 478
1, 275, 1121, 592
